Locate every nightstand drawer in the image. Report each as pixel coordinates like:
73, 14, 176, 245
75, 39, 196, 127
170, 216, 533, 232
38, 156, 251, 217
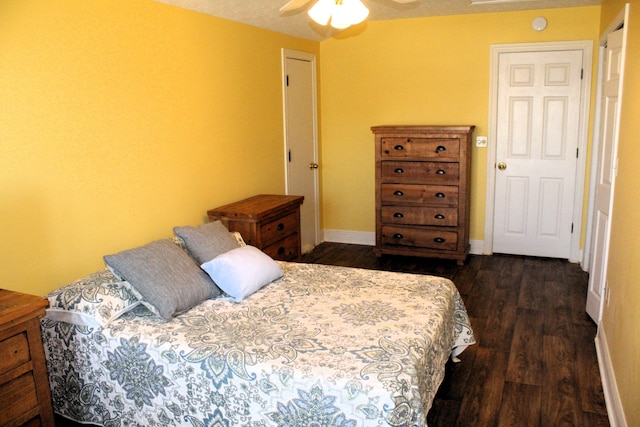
260, 211, 299, 248
0, 371, 38, 426
263, 233, 300, 261
0, 331, 31, 375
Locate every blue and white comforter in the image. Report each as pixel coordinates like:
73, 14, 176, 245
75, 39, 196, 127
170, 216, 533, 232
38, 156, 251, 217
42, 262, 475, 426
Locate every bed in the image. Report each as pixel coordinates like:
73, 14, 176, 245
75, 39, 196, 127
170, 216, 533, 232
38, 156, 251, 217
41, 225, 474, 427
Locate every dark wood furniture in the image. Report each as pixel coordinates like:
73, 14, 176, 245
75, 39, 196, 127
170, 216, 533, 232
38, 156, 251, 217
207, 194, 304, 261
372, 125, 474, 265
0, 289, 55, 427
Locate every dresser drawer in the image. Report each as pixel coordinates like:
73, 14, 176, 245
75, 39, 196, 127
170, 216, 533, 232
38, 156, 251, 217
381, 137, 460, 159
381, 225, 458, 251
381, 206, 458, 227
381, 184, 459, 205
0, 331, 31, 375
262, 233, 300, 261
259, 211, 298, 248
381, 161, 459, 183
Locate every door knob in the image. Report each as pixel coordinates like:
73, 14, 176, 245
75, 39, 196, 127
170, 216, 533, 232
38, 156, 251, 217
497, 162, 507, 171
309, 163, 319, 169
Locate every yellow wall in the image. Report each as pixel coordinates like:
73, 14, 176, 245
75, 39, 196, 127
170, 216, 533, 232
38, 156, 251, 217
1, 0, 638, 423
0, 0, 319, 296
319, 7, 601, 238
598, 1, 640, 425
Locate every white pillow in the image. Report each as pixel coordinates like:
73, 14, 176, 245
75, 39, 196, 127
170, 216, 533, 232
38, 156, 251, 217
200, 245, 283, 302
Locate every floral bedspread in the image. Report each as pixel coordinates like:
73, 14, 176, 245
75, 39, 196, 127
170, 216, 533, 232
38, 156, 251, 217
42, 262, 475, 427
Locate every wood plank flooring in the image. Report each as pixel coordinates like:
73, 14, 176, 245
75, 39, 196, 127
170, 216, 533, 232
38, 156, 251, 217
299, 242, 610, 427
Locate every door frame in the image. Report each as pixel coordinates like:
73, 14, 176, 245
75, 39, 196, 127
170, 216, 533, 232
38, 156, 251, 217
281, 48, 321, 249
483, 41, 593, 262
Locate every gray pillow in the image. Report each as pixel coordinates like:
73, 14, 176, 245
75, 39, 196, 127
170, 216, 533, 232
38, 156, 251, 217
104, 239, 219, 321
173, 221, 240, 265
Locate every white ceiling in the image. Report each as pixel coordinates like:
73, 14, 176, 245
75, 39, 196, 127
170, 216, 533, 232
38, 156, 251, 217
155, 0, 601, 41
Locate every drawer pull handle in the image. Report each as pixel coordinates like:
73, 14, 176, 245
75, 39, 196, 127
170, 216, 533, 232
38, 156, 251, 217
277, 247, 285, 254
436, 169, 446, 175
435, 214, 445, 219
394, 145, 405, 151
394, 168, 404, 174
394, 212, 404, 218
393, 233, 404, 239
434, 237, 446, 243
277, 223, 285, 230
435, 192, 445, 198
394, 190, 404, 196
436, 145, 447, 153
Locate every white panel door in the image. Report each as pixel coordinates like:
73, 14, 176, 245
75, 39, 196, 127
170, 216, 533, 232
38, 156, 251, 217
493, 50, 583, 258
586, 28, 626, 322
282, 50, 319, 254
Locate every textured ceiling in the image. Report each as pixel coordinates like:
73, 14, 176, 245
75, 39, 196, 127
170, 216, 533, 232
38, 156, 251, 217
155, 0, 601, 41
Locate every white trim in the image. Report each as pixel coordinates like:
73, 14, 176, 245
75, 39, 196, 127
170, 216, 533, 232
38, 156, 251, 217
469, 240, 484, 255
595, 328, 628, 427
484, 41, 593, 262
322, 229, 375, 245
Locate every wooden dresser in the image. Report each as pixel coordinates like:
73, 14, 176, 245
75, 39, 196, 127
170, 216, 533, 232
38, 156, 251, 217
372, 125, 474, 265
207, 194, 304, 261
0, 289, 55, 427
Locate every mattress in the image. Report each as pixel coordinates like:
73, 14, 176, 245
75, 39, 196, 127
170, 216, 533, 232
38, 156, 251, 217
42, 261, 475, 426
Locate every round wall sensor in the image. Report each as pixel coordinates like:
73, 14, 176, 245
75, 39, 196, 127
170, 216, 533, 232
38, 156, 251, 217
532, 16, 547, 31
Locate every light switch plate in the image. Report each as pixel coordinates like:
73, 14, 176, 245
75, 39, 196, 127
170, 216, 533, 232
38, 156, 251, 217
476, 136, 488, 147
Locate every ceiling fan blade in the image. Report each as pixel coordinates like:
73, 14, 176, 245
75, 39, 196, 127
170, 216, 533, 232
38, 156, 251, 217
279, 0, 313, 12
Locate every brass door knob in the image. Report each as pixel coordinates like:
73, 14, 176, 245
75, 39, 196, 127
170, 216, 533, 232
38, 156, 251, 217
309, 163, 319, 169
497, 162, 507, 171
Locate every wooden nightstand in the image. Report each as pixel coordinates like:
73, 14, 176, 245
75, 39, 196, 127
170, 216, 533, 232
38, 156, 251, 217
0, 289, 55, 426
207, 194, 304, 261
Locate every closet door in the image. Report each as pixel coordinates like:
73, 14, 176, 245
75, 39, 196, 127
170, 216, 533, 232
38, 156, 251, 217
586, 27, 626, 323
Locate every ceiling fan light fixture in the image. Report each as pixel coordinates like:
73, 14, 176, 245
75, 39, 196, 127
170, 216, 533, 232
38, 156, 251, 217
308, 0, 334, 25
308, 0, 369, 29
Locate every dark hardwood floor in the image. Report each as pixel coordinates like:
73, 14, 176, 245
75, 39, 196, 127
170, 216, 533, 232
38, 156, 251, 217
299, 242, 610, 427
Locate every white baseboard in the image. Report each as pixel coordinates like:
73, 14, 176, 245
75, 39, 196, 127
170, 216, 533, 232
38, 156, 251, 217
595, 327, 627, 427
322, 229, 375, 245
469, 240, 483, 255
321, 229, 484, 256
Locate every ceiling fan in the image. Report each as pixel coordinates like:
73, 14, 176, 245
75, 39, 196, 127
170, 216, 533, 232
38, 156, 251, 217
280, 0, 417, 29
